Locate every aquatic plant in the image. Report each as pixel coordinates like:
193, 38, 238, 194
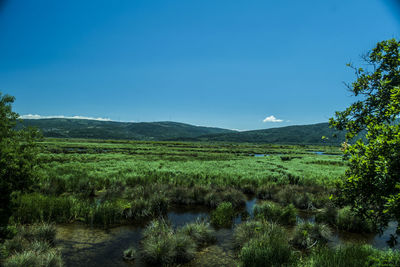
179, 221, 216, 247
290, 222, 331, 249
336, 206, 374, 233
233, 220, 277, 250
123, 247, 137, 261
302, 244, 376, 267
140, 220, 197, 265
173, 233, 197, 263
253, 202, 297, 225
239, 225, 294, 267
2, 223, 63, 267
256, 184, 278, 200
315, 204, 337, 226
210, 202, 235, 227
19, 223, 57, 244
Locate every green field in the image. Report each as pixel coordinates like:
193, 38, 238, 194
3, 139, 399, 267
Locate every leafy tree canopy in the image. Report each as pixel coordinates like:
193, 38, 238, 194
0, 92, 40, 236
330, 39, 400, 230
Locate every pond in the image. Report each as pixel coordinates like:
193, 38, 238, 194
56, 198, 399, 267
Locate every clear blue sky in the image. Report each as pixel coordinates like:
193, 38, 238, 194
0, 0, 399, 130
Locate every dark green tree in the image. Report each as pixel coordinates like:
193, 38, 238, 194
0, 92, 40, 236
330, 39, 400, 230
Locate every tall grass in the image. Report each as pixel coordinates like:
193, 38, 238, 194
139, 219, 215, 265
301, 244, 400, 267
253, 202, 297, 225
238, 223, 295, 267
2, 224, 63, 267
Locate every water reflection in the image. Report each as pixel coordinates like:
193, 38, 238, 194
56, 198, 398, 267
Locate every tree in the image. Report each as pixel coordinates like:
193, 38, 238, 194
0, 92, 40, 236
330, 39, 400, 230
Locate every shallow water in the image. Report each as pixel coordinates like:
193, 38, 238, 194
56, 198, 399, 267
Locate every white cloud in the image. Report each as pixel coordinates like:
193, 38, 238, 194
262, 115, 283, 123
20, 114, 112, 121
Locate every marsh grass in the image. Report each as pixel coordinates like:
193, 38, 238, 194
239, 223, 295, 267
123, 247, 137, 261
2, 224, 63, 267
233, 220, 280, 250
336, 206, 374, 233
178, 221, 216, 247
291, 222, 332, 249
140, 219, 214, 265
300, 244, 400, 267
253, 202, 297, 225
210, 202, 236, 227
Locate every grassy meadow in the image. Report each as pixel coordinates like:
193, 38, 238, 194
2, 138, 399, 266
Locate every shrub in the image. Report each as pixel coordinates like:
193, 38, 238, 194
239, 227, 294, 267
210, 202, 235, 227
254, 202, 296, 225
290, 222, 331, 249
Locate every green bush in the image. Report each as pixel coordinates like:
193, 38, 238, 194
210, 202, 235, 227
254, 202, 297, 225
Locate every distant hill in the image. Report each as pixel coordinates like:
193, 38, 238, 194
191, 123, 348, 145
19, 118, 235, 140
19, 118, 350, 144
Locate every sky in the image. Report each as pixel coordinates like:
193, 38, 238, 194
0, 0, 399, 130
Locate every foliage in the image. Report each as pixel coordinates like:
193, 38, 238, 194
330, 38, 400, 228
0, 93, 41, 236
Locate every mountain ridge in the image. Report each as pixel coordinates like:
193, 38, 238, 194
18, 118, 348, 145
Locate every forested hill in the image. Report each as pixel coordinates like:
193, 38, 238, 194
19, 118, 235, 140
19, 118, 349, 145
188, 123, 348, 145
